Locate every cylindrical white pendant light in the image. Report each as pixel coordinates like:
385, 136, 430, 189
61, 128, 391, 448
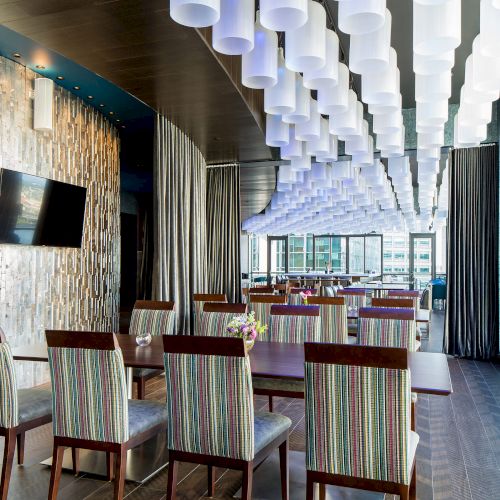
265, 49, 296, 115
418, 129, 444, 148
170, 0, 220, 28
369, 92, 401, 115
472, 35, 500, 93
349, 8, 391, 75
317, 62, 349, 115
281, 126, 304, 159
462, 56, 499, 104
285, 0, 326, 73
345, 121, 370, 155
480, 0, 500, 57
458, 99, 492, 127
260, 0, 308, 32
361, 48, 398, 105
330, 91, 362, 136
212, 0, 254, 55
303, 29, 339, 90
413, 50, 455, 75
417, 146, 441, 161
377, 128, 402, 151
493, 0, 500, 8
296, 98, 321, 141
457, 122, 486, 147
34, 78, 54, 132
242, 12, 278, 89
283, 76, 310, 124
316, 135, 338, 162
338, 0, 386, 35
416, 100, 448, 127
415, 71, 452, 103
373, 109, 402, 134
266, 114, 289, 147
306, 118, 330, 156
291, 154, 312, 171
413, 0, 461, 55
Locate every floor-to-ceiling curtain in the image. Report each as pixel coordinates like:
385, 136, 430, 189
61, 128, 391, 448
153, 115, 207, 334
206, 164, 241, 303
445, 144, 499, 359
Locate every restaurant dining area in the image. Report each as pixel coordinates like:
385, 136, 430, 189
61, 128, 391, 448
0, 1, 499, 499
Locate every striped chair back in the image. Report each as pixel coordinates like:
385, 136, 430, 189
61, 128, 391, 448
288, 288, 317, 306
337, 289, 367, 310
248, 294, 287, 328
129, 300, 175, 337
308, 297, 348, 344
46, 331, 129, 443
0, 329, 18, 428
193, 294, 227, 335
267, 305, 321, 343
305, 343, 412, 484
358, 308, 417, 351
163, 335, 254, 460
387, 290, 420, 311
199, 303, 248, 337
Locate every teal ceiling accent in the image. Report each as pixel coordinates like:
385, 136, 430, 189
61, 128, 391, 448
0, 24, 154, 126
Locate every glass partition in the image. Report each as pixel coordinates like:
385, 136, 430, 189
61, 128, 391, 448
348, 237, 365, 273
365, 236, 382, 274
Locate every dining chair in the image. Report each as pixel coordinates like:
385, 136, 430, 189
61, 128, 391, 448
308, 297, 348, 344
371, 297, 414, 308
193, 293, 227, 335
387, 290, 420, 310
163, 335, 291, 500
199, 302, 248, 336
249, 287, 274, 294
253, 305, 321, 412
0, 328, 53, 500
248, 294, 287, 329
130, 300, 175, 400
304, 343, 418, 500
274, 284, 287, 295
46, 331, 168, 500
337, 289, 367, 310
288, 288, 317, 306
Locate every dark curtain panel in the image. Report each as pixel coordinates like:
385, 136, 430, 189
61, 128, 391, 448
138, 201, 154, 300
445, 144, 499, 359
206, 164, 241, 303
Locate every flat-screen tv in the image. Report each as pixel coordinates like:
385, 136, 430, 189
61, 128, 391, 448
0, 168, 87, 248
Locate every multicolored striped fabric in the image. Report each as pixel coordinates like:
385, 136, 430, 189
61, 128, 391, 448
249, 301, 272, 328
337, 291, 367, 310
0, 343, 18, 428
358, 317, 417, 351
129, 309, 175, 337
317, 304, 348, 344
305, 362, 412, 484
48, 347, 129, 443
266, 314, 321, 343
164, 352, 254, 460
193, 297, 227, 335
288, 289, 317, 306
199, 312, 240, 337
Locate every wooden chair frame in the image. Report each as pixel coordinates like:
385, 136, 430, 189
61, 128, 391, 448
163, 335, 289, 500
371, 298, 414, 308
202, 303, 247, 313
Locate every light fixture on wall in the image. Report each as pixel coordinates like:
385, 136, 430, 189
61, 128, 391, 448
34, 77, 54, 132
170, 0, 220, 28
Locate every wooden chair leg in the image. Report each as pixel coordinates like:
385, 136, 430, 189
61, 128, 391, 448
16, 431, 25, 465
207, 465, 215, 497
411, 401, 416, 432
241, 462, 253, 500
306, 472, 314, 500
114, 447, 127, 500
72, 448, 80, 475
106, 452, 114, 481
318, 483, 326, 500
399, 485, 410, 500
268, 395, 273, 412
1, 428, 16, 500
48, 441, 65, 500
137, 378, 146, 400
279, 439, 289, 500
409, 462, 417, 500
166, 456, 178, 500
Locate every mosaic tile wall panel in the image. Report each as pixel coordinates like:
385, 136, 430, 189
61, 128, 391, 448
0, 57, 120, 387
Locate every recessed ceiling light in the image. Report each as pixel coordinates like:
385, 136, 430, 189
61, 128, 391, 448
56, 76, 64, 80
109, 111, 114, 116
36, 64, 45, 69
73, 86, 80, 90
121, 125, 126, 129
99, 103, 105, 107
87, 95, 94, 99
116, 119, 120, 122
12, 53, 21, 58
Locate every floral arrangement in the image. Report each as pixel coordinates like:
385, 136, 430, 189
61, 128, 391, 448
226, 312, 267, 347
300, 290, 313, 304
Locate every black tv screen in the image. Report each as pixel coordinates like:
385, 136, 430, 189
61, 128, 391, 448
0, 169, 87, 248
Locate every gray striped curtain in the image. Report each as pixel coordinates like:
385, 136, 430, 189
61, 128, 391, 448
153, 115, 207, 334
206, 164, 241, 303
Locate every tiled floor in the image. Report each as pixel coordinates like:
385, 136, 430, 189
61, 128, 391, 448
3, 311, 500, 499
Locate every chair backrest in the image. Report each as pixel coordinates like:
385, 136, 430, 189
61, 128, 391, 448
337, 289, 367, 309
371, 298, 414, 309
304, 343, 411, 484
193, 294, 227, 335
0, 329, 18, 429
273, 284, 287, 294
387, 290, 420, 310
163, 335, 254, 461
199, 303, 248, 337
249, 287, 274, 294
46, 331, 128, 443
129, 300, 176, 337
289, 288, 317, 305
358, 307, 417, 351
308, 297, 348, 343
267, 305, 321, 343
248, 294, 287, 326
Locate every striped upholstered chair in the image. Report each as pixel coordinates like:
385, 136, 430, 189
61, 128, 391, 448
193, 293, 227, 336
387, 290, 420, 310
46, 331, 168, 500
337, 289, 367, 310
308, 296, 349, 344
130, 300, 175, 399
163, 335, 291, 500
371, 297, 414, 309
288, 288, 317, 306
253, 305, 321, 412
248, 294, 287, 330
304, 343, 418, 499
0, 329, 53, 499
198, 302, 247, 336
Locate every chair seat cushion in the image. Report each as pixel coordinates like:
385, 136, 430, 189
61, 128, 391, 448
133, 368, 163, 379
254, 412, 291, 454
128, 400, 168, 438
407, 431, 420, 479
252, 376, 304, 394
18, 388, 52, 424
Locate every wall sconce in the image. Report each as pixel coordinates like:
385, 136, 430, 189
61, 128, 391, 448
34, 77, 54, 131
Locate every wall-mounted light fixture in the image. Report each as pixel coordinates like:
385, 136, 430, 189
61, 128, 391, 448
34, 77, 54, 132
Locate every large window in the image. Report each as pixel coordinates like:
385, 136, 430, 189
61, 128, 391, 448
288, 235, 313, 272
348, 237, 365, 273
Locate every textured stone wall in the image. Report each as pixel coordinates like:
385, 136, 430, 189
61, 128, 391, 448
0, 57, 120, 387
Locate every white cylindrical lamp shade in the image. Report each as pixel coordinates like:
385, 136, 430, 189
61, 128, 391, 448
316, 135, 338, 162
260, 0, 308, 31
329, 90, 360, 136
418, 129, 444, 148
472, 36, 500, 93
413, 50, 455, 75
458, 98, 492, 127
338, 0, 386, 35
373, 109, 402, 134
417, 147, 441, 161
413, 0, 461, 55
170, 0, 220, 28
265, 49, 296, 115
416, 100, 448, 127
266, 114, 289, 147
349, 8, 391, 75
306, 118, 329, 156
369, 92, 401, 115
34, 78, 54, 132
462, 56, 499, 104
295, 99, 321, 141
283, 76, 311, 124
281, 126, 304, 159
480, 0, 500, 57
317, 62, 349, 115
303, 29, 339, 90
415, 71, 452, 103
212, 0, 255, 55
242, 13, 278, 89
285, 0, 326, 72
291, 155, 312, 171
361, 48, 398, 105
